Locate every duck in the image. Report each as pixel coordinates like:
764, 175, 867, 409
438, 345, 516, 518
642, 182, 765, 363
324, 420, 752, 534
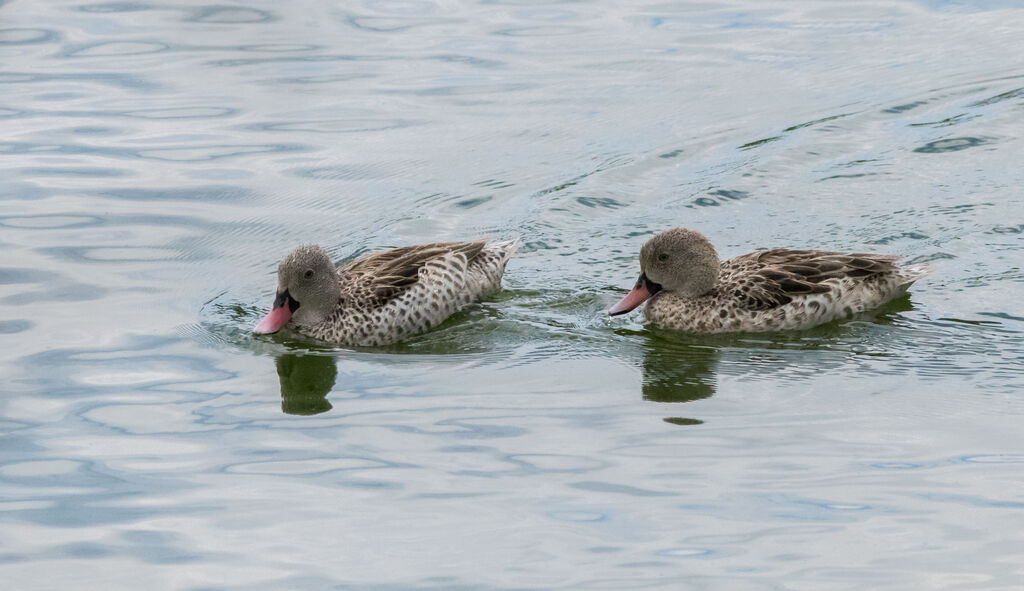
608, 228, 927, 332
254, 239, 518, 346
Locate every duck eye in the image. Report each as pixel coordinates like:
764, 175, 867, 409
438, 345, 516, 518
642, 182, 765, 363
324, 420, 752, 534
303, 269, 314, 280
657, 253, 669, 262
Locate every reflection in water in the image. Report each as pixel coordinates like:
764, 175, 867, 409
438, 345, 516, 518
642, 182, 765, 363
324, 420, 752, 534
275, 354, 336, 415
638, 296, 923, 426
637, 334, 720, 426
640, 337, 718, 404
663, 417, 703, 426
5, 0, 1024, 584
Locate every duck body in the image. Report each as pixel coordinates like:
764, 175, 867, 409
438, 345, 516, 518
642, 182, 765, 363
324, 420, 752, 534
255, 239, 518, 346
610, 229, 926, 333
642, 249, 924, 333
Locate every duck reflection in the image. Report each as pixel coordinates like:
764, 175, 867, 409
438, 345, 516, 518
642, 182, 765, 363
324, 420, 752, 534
641, 340, 718, 402
636, 294, 917, 426
636, 332, 720, 426
275, 353, 336, 415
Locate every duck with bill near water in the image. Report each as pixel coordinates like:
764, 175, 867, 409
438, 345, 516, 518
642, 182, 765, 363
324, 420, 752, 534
608, 228, 927, 332
254, 239, 518, 346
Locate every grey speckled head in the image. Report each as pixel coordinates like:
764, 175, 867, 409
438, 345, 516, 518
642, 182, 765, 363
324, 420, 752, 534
640, 228, 720, 298
275, 245, 340, 328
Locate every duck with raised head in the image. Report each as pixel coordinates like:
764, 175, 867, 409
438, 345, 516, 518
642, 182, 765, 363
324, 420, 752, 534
254, 239, 518, 346
609, 228, 926, 332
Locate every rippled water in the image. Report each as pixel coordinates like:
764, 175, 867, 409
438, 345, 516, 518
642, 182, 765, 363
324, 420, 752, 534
3, 0, 1024, 588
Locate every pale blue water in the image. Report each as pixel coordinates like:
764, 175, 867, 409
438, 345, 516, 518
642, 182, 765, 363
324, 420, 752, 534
2, 0, 1024, 589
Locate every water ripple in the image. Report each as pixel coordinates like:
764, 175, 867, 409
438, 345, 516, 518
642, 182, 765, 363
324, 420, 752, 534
3, 1, 1024, 588
246, 118, 421, 133
0, 28, 60, 45
0, 71, 157, 90
913, 136, 991, 153
186, 6, 276, 24
60, 41, 171, 57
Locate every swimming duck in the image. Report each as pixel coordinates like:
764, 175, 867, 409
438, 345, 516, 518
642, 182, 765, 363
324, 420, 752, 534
609, 228, 926, 332
254, 239, 518, 345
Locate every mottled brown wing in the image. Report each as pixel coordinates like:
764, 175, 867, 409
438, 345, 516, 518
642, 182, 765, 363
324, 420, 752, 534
728, 249, 901, 310
341, 240, 486, 303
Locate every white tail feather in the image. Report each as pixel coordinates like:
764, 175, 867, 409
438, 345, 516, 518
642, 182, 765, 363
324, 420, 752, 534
898, 263, 930, 285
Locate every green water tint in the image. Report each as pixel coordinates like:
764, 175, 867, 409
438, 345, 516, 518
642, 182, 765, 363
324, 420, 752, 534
3, 0, 1024, 588
254, 294, 923, 425
276, 354, 335, 416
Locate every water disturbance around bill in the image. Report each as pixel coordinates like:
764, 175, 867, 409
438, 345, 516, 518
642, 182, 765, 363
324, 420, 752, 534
1, 0, 1023, 589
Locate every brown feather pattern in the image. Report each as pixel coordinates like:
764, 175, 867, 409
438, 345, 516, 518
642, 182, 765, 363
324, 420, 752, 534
727, 249, 903, 310
342, 240, 487, 305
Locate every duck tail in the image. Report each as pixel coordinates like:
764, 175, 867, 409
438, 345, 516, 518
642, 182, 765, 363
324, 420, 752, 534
485, 237, 522, 262
897, 262, 930, 286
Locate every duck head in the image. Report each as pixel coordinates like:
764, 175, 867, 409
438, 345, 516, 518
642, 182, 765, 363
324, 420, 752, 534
254, 245, 340, 334
608, 228, 720, 316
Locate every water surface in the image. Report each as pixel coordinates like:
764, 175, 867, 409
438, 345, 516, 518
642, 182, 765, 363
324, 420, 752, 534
2, 0, 1024, 589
